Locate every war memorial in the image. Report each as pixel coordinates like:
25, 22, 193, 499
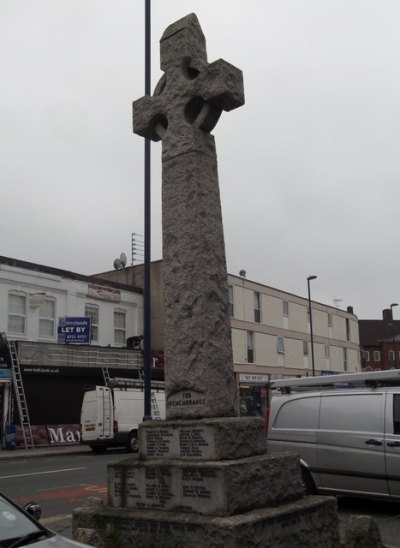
72, 14, 382, 548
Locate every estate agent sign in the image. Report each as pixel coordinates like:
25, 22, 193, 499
57, 317, 91, 344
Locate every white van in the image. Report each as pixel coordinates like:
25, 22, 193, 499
80, 381, 165, 453
267, 370, 400, 500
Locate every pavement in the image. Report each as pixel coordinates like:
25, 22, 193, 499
0, 444, 91, 460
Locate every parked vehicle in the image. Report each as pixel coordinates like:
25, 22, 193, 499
80, 379, 165, 453
267, 370, 400, 500
0, 492, 89, 547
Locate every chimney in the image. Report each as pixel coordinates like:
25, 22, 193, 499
347, 306, 354, 315
383, 308, 393, 322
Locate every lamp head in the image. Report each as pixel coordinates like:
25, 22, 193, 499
307, 275, 317, 281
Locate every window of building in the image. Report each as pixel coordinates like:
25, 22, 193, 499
247, 331, 254, 363
389, 350, 395, 362
343, 347, 348, 371
254, 292, 261, 323
228, 285, 234, 317
374, 350, 381, 362
363, 350, 370, 362
325, 344, 330, 359
277, 336, 285, 354
328, 314, 333, 328
39, 298, 55, 338
282, 301, 289, 317
85, 304, 99, 342
303, 341, 309, 356
8, 292, 27, 335
346, 318, 350, 341
114, 309, 126, 346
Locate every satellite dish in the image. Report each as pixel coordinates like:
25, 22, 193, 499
239, 270, 246, 278
120, 252, 127, 267
113, 252, 127, 270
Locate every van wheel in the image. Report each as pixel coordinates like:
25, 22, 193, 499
90, 445, 106, 454
301, 468, 316, 496
126, 431, 138, 453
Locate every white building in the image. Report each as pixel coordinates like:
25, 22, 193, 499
0, 256, 143, 347
0, 256, 144, 447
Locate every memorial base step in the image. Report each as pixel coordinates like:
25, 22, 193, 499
138, 416, 266, 461
73, 494, 340, 548
108, 452, 303, 516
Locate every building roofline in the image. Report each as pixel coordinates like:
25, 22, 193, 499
228, 273, 357, 318
0, 256, 142, 294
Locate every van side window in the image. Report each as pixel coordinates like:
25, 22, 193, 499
394, 395, 400, 435
320, 394, 383, 433
272, 396, 319, 430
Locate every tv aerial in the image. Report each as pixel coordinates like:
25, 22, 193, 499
113, 252, 127, 271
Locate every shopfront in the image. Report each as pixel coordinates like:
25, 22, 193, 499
239, 373, 271, 419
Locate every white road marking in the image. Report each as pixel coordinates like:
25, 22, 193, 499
42, 513, 72, 524
0, 467, 85, 479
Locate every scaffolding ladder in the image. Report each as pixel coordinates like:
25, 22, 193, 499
102, 366, 111, 386
151, 392, 161, 420
8, 341, 34, 449
136, 369, 161, 419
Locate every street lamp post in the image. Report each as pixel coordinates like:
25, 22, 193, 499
391, 303, 398, 369
307, 276, 317, 376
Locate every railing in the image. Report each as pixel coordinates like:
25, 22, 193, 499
17, 342, 143, 370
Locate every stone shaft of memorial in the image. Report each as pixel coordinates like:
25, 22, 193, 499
132, 13, 244, 419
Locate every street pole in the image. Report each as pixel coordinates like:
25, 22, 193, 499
307, 275, 317, 376
143, 0, 152, 421
391, 303, 398, 370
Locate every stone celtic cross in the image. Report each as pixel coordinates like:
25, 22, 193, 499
133, 13, 244, 419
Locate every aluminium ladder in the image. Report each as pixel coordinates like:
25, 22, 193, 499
8, 341, 34, 449
138, 368, 161, 419
102, 366, 111, 386
151, 392, 161, 420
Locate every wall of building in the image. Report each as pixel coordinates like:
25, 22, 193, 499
95, 262, 360, 379
94, 261, 164, 351
228, 274, 360, 378
0, 261, 143, 347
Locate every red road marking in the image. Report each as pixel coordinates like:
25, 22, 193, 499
15, 484, 107, 505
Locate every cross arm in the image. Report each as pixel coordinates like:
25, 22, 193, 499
201, 59, 245, 112
132, 95, 166, 142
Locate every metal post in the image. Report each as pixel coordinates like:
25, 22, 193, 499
143, 0, 152, 421
307, 275, 317, 376
391, 303, 398, 370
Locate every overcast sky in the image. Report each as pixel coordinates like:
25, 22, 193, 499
2, 0, 400, 319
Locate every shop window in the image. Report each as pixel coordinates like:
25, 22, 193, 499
39, 298, 55, 338
85, 304, 99, 342
114, 309, 126, 346
8, 292, 27, 335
